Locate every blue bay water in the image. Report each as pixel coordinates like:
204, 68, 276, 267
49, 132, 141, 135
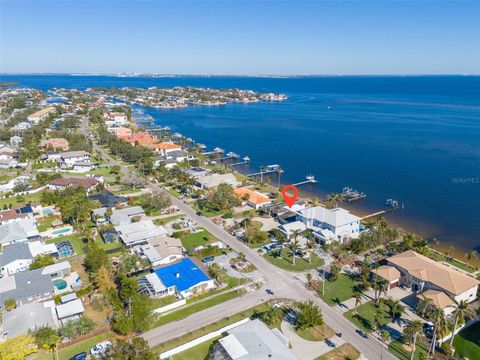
1, 74, 479, 251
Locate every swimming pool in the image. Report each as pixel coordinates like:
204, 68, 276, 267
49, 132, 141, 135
53, 278, 67, 290
52, 228, 71, 235
42, 208, 53, 216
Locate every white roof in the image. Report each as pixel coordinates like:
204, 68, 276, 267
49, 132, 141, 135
115, 220, 168, 245
55, 298, 84, 319
28, 241, 58, 257
110, 206, 145, 225
279, 221, 306, 234
41, 261, 71, 275
145, 272, 167, 292
196, 173, 240, 189
297, 206, 360, 227
0, 218, 39, 245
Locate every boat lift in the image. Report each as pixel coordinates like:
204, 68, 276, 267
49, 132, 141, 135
230, 156, 251, 166
292, 175, 317, 187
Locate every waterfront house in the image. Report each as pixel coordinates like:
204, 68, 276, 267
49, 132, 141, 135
183, 167, 209, 178
278, 221, 307, 240
370, 265, 402, 291
138, 258, 214, 299
296, 205, 361, 244
105, 112, 128, 127
196, 173, 240, 190
110, 127, 132, 137
234, 187, 272, 209
149, 142, 182, 157
385, 250, 479, 306
27, 107, 56, 124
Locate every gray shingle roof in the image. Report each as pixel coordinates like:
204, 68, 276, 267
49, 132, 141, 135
0, 268, 54, 306
2, 302, 56, 338
0, 242, 33, 267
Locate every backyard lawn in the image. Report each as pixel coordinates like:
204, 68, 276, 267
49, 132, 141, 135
46, 233, 86, 255
180, 228, 219, 251
453, 321, 480, 360
0, 191, 43, 208
317, 273, 360, 305
344, 301, 391, 333
388, 337, 429, 360
37, 216, 58, 232
317, 343, 361, 360
265, 249, 324, 272
150, 295, 179, 310
30, 332, 114, 360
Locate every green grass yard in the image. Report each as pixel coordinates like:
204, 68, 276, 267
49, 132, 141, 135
344, 301, 392, 333
37, 216, 57, 232
317, 273, 360, 305
170, 336, 220, 360
0, 191, 43, 208
453, 321, 480, 360
151, 289, 246, 328
46, 233, 86, 255
180, 228, 219, 251
265, 249, 324, 272
388, 337, 429, 360
154, 214, 183, 226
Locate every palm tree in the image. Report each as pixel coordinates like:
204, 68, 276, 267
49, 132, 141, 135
464, 249, 477, 267
306, 238, 316, 263
390, 299, 405, 321
259, 165, 267, 183
288, 240, 300, 265
403, 320, 423, 360
305, 272, 313, 290
428, 308, 447, 356
416, 294, 433, 317
276, 166, 284, 189
373, 308, 384, 332
352, 290, 363, 316
327, 193, 344, 208
290, 229, 302, 243
445, 246, 455, 262
449, 300, 476, 346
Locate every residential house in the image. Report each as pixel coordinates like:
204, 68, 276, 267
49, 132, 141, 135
234, 187, 272, 209
370, 265, 402, 291
27, 107, 56, 124
149, 142, 182, 157
48, 176, 99, 193
41, 261, 71, 278
2, 302, 56, 339
386, 250, 479, 310
110, 127, 132, 137
109, 206, 145, 226
58, 150, 91, 167
55, 298, 85, 325
278, 221, 307, 240
88, 192, 127, 208
115, 220, 168, 247
0, 242, 33, 276
210, 319, 297, 360
296, 205, 361, 244
196, 173, 240, 190
10, 135, 23, 147
0, 217, 40, 246
105, 113, 128, 127
0, 205, 34, 225
11, 121, 31, 132
137, 236, 184, 267
0, 268, 55, 307
39, 138, 69, 151
139, 258, 214, 299
183, 167, 209, 178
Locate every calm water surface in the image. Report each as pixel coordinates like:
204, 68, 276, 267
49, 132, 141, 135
2, 74, 479, 251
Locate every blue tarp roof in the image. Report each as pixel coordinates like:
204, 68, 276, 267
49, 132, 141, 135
154, 258, 210, 292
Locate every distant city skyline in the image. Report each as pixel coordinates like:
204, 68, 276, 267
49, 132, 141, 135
1, 1, 479, 75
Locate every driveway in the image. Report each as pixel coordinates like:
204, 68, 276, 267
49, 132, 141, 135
213, 253, 263, 282
280, 320, 345, 360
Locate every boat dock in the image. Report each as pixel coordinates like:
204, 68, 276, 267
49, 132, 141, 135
342, 186, 366, 202
247, 164, 281, 177
360, 210, 386, 220
230, 156, 250, 166
202, 147, 224, 156
292, 175, 317, 186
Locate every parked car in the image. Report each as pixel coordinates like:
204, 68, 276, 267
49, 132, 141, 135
201, 256, 215, 263
90, 341, 112, 358
69, 352, 87, 360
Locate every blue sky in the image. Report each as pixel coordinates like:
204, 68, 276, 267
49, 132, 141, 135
1, 1, 479, 74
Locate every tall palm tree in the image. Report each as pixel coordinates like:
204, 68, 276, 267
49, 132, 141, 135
449, 300, 476, 346
373, 308, 384, 332
390, 299, 405, 321
305, 272, 313, 290
428, 308, 447, 356
276, 166, 284, 189
352, 290, 363, 316
288, 240, 300, 265
306, 238, 316, 263
259, 165, 267, 183
416, 294, 433, 317
290, 229, 302, 243
464, 250, 477, 267
403, 320, 423, 360
327, 193, 344, 208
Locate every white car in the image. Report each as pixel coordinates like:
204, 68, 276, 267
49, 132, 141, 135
90, 341, 112, 358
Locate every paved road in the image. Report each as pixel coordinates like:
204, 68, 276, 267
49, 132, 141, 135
82, 118, 396, 360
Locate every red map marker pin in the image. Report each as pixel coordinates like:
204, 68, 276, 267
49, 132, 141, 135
281, 185, 299, 208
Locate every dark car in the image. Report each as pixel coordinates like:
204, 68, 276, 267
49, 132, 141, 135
196, 211, 203, 216
69, 352, 87, 360
356, 329, 368, 338
201, 256, 215, 263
